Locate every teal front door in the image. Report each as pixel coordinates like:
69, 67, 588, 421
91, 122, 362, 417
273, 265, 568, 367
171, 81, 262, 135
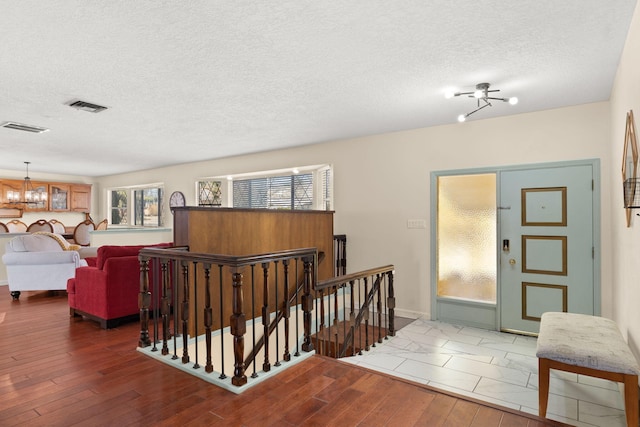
499, 164, 595, 334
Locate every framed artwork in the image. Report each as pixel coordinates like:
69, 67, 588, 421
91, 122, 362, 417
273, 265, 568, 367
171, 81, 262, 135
622, 110, 638, 227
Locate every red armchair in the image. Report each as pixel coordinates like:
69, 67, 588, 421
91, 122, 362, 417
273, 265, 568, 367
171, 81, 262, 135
67, 243, 172, 328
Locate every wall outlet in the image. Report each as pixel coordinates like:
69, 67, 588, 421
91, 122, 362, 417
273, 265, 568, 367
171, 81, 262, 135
407, 219, 427, 229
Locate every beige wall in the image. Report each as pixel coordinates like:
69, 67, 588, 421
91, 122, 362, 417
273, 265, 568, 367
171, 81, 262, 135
96, 101, 611, 320
610, 1, 640, 356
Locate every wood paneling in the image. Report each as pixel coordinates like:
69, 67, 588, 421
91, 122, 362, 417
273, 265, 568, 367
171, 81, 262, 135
173, 207, 335, 336
173, 207, 334, 279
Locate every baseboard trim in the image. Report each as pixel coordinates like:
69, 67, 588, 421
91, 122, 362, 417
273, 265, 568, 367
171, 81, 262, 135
394, 308, 428, 320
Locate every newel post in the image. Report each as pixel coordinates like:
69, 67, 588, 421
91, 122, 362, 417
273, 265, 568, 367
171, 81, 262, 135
138, 257, 151, 347
301, 256, 315, 352
231, 270, 248, 386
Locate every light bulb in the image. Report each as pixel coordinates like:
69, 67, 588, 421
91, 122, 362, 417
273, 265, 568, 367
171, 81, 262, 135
509, 97, 518, 105
444, 90, 455, 99
457, 114, 466, 123
473, 90, 483, 98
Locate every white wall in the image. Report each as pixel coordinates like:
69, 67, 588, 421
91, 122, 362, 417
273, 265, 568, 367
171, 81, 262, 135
610, 1, 640, 356
96, 102, 611, 319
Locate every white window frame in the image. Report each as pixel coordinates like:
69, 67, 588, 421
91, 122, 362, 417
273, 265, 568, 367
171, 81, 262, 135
106, 182, 164, 227
197, 164, 333, 211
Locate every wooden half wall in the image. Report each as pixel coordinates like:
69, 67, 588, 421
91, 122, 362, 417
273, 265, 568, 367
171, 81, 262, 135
172, 207, 335, 336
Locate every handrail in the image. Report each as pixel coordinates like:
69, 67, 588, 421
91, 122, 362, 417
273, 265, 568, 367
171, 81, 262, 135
316, 265, 394, 290
140, 246, 318, 267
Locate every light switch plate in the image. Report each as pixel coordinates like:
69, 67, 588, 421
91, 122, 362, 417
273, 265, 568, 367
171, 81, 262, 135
407, 219, 427, 229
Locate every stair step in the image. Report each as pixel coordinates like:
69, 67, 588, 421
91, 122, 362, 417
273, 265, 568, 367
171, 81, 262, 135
313, 321, 387, 358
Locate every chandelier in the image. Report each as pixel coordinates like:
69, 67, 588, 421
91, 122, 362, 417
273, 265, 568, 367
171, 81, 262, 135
6, 162, 47, 207
446, 82, 518, 122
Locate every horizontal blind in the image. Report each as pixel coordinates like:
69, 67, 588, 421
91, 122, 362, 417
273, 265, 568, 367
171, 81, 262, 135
233, 173, 312, 209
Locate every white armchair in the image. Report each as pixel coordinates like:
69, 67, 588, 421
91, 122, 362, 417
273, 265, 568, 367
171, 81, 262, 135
2, 233, 89, 300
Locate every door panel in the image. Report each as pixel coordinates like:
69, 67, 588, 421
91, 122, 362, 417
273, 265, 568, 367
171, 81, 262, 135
499, 165, 594, 334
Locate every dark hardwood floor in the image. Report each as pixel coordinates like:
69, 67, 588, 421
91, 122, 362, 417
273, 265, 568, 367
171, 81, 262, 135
0, 286, 568, 426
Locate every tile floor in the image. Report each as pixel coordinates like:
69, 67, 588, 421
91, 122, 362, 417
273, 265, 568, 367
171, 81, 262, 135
341, 318, 628, 427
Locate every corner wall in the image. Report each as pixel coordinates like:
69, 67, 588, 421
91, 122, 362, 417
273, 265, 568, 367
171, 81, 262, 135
610, 1, 640, 355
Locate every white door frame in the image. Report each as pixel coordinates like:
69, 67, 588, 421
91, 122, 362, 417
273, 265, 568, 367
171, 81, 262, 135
430, 158, 601, 331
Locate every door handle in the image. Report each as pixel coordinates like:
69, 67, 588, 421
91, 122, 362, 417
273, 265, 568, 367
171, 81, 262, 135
509, 259, 516, 265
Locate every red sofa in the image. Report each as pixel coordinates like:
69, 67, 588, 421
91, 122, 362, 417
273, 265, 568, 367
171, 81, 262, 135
67, 243, 172, 328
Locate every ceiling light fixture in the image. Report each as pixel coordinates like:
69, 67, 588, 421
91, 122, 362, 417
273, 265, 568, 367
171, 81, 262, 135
5, 162, 47, 208
448, 83, 518, 122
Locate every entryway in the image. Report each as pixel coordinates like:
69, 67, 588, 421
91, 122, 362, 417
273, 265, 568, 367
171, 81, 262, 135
431, 159, 600, 334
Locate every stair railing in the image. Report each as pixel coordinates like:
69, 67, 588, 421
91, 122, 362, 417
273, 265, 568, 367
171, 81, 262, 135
138, 247, 318, 387
312, 265, 395, 358
244, 233, 346, 368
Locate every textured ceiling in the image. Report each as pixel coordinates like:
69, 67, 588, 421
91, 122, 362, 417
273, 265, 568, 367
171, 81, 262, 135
0, 1, 637, 177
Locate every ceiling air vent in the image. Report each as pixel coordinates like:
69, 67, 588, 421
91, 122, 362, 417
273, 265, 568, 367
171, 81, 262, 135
1, 122, 50, 133
68, 100, 108, 113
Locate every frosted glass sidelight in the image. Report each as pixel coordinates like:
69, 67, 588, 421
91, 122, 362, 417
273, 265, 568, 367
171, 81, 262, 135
437, 174, 497, 303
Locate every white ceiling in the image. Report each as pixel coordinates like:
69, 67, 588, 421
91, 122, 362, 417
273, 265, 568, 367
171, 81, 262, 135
0, 1, 637, 177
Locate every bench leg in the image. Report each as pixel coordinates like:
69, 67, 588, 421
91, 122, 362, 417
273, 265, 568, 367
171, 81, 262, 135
538, 358, 550, 418
623, 374, 638, 427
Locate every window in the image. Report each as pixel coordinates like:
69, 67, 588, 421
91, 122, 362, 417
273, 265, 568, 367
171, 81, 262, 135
110, 190, 128, 225
108, 185, 163, 227
233, 174, 313, 210
198, 180, 222, 206
197, 165, 332, 211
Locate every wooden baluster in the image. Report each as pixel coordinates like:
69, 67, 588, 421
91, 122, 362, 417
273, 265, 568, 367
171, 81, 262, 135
231, 270, 247, 386
364, 276, 370, 352
218, 265, 226, 379
333, 284, 339, 356
377, 274, 383, 344
349, 280, 355, 356
357, 278, 363, 356
387, 270, 396, 337
161, 260, 170, 355
138, 257, 151, 347
336, 286, 340, 359
151, 259, 159, 352
172, 259, 179, 360
342, 284, 347, 356
261, 262, 271, 372
181, 261, 190, 364
250, 265, 258, 378
282, 259, 291, 362
319, 289, 326, 356
192, 262, 200, 369
274, 261, 280, 367
301, 256, 315, 352
294, 259, 300, 357
204, 263, 213, 373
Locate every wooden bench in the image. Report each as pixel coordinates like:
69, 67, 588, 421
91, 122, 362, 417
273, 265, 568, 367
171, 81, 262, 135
537, 312, 640, 427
